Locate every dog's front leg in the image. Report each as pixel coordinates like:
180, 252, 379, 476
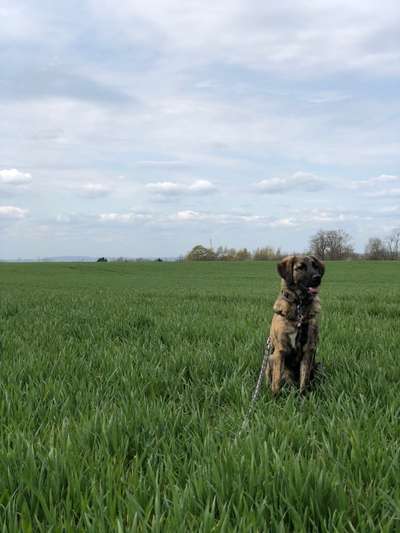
270, 349, 285, 395
299, 320, 318, 393
299, 353, 313, 393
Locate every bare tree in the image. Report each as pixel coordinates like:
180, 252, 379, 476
364, 238, 387, 260
309, 231, 329, 260
385, 228, 400, 259
309, 229, 354, 260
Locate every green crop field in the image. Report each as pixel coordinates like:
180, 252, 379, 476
0, 261, 399, 531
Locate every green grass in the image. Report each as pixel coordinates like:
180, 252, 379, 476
0, 261, 399, 531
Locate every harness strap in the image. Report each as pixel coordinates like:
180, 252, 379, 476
276, 289, 316, 328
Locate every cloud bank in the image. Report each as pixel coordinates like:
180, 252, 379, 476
1, 0, 400, 258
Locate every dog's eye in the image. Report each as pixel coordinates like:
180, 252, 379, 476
295, 263, 306, 270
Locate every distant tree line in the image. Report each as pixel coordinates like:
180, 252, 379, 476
184, 228, 400, 261
185, 245, 284, 261
364, 229, 400, 259
102, 257, 166, 262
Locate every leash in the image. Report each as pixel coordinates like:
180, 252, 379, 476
236, 336, 273, 440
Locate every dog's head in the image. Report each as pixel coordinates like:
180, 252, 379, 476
277, 255, 325, 295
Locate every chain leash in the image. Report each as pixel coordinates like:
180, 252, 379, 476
236, 336, 273, 440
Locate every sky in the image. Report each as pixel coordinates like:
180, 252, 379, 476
1, 0, 400, 259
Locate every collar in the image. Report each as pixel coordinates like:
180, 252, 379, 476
278, 288, 314, 327
280, 288, 314, 306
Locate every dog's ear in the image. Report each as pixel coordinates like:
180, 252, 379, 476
310, 255, 325, 276
277, 256, 296, 284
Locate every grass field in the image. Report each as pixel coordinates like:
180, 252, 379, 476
0, 260, 399, 531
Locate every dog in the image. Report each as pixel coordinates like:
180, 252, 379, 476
266, 255, 325, 394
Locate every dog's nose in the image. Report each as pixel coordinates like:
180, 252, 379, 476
312, 274, 321, 283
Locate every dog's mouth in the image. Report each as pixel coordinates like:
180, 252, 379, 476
307, 286, 320, 295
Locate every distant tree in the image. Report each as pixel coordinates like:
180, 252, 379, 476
185, 245, 217, 261
97, 257, 108, 262
254, 247, 270, 260
385, 228, 400, 259
215, 246, 224, 260
215, 246, 238, 261
309, 231, 328, 259
309, 230, 354, 260
253, 246, 282, 260
365, 238, 387, 260
235, 248, 252, 261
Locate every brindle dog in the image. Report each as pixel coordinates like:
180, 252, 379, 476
266, 255, 325, 394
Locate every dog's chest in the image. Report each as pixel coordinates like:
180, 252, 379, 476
288, 331, 298, 349
288, 322, 309, 351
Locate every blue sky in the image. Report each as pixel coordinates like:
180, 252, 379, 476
1, 0, 400, 259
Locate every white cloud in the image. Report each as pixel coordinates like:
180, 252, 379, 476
369, 174, 399, 183
173, 211, 298, 227
76, 183, 113, 198
52, 206, 379, 232
171, 207, 373, 228
88, 0, 400, 76
256, 172, 324, 194
351, 174, 400, 197
305, 91, 351, 105
146, 179, 217, 196
379, 205, 400, 215
352, 174, 400, 187
269, 218, 297, 228
98, 212, 152, 223
0, 169, 32, 185
146, 181, 183, 195
190, 179, 216, 192
135, 160, 186, 168
2, 1, 400, 258
0, 206, 28, 219
56, 213, 74, 224
0, 4, 40, 42
175, 210, 203, 221
366, 188, 400, 198
294, 208, 370, 224
54, 210, 153, 226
